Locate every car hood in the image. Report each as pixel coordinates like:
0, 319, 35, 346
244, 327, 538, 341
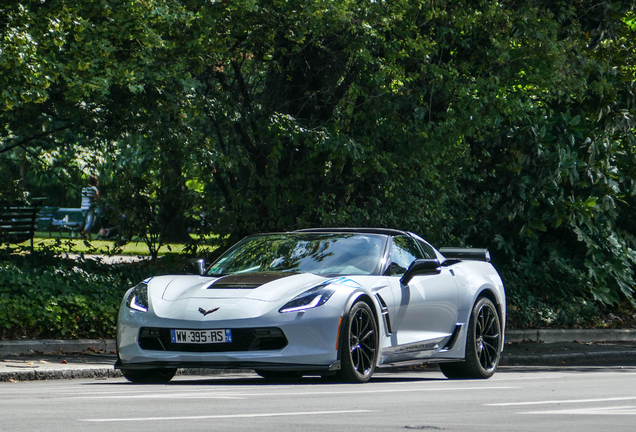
151, 272, 326, 302
145, 272, 370, 321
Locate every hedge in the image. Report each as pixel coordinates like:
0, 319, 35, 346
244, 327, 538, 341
0, 252, 187, 340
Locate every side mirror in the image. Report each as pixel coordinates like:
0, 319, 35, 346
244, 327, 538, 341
185, 258, 207, 275
400, 259, 441, 285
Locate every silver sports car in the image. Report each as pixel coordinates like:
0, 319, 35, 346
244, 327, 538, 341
116, 228, 506, 383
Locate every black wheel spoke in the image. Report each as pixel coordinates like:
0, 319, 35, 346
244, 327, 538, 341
360, 342, 376, 354
481, 351, 492, 369
361, 342, 375, 356
476, 314, 484, 334
483, 312, 496, 335
483, 340, 497, 352
359, 329, 374, 343
360, 350, 372, 370
359, 316, 369, 334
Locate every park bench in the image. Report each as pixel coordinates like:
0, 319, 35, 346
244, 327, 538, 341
48, 208, 85, 237
37, 206, 59, 232
37, 207, 86, 237
0, 198, 45, 250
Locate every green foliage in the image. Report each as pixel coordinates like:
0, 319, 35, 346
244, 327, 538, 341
2, 0, 636, 318
0, 248, 188, 339
440, 1, 636, 305
506, 289, 602, 329
0, 259, 122, 339
170, 0, 466, 246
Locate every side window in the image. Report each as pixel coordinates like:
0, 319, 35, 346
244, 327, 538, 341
387, 236, 424, 276
416, 240, 436, 259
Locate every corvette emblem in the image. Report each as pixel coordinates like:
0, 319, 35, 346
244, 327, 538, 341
198, 307, 220, 316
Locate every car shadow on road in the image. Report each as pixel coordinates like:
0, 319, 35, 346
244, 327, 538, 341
86, 371, 449, 386
498, 365, 636, 373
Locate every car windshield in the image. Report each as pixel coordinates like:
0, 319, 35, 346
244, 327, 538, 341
207, 233, 388, 276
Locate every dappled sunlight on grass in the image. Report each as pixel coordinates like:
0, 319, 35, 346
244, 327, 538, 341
25, 233, 219, 256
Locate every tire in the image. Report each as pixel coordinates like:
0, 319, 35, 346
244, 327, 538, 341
121, 368, 177, 384
337, 301, 378, 383
254, 370, 304, 380
440, 297, 501, 379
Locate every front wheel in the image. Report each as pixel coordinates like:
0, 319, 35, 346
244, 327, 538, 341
337, 301, 378, 383
121, 368, 177, 384
440, 297, 501, 379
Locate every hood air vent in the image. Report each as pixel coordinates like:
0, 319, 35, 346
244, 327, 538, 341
208, 272, 295, 289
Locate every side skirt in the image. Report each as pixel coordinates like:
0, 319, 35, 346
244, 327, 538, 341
376, 358, 465, 369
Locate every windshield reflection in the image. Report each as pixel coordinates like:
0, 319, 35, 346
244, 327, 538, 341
207, 233, 387, 276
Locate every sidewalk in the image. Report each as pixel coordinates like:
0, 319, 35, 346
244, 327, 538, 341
500, 328, 636, 366
1, 330, 635, 382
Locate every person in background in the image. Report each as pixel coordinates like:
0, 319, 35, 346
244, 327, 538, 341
81, 176, 100, 239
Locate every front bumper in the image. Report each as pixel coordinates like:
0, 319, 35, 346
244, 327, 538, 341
116, 303, 343, 370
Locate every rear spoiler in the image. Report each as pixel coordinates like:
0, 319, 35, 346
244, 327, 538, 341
439, 248, 491, 262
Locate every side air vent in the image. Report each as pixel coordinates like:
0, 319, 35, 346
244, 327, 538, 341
441, 324, 463, 351
375, 294, 392, 336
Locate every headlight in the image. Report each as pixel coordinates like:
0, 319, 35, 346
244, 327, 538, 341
279, 286, 336, 313
125, 282, 149, 312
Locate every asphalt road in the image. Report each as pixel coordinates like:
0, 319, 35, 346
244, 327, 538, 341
2, 366, 636, 432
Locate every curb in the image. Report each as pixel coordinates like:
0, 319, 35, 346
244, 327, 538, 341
0, 367, 249, 383
506, 329, 636, 344
500, 350, 636, 366
503, 329, 636, 366
0, 368, 122, 382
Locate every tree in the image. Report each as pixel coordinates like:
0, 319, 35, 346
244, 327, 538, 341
1, 0, 199, 250
2, 0, 636, 318
421, 1, 636, 313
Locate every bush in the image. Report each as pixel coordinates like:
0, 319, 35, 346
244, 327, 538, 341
506, 294, 601, 330
0, 251, 188, 340
506, 288, 636, 330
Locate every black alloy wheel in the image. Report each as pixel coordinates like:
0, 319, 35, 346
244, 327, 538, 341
439, 296, 501, 379
339, 301, 378, 383
121, 368, 177, 384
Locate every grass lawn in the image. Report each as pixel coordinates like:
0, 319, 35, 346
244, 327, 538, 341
32, 237, 181, 256
24, 232, 219, 256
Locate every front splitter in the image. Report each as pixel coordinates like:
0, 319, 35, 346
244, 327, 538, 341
115, 358, 341, 372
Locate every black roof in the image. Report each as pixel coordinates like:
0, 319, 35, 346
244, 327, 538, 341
294, 227, 409, 236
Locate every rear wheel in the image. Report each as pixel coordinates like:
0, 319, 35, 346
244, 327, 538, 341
440, 297, 501, 379
337, 301, 378, 383
121, 368, 177, 384
254, 370, 304, 380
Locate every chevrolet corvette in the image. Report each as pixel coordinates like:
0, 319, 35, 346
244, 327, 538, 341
115, 228, 505, 383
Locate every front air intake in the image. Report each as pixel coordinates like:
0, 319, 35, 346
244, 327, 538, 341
138, 327, 288, 352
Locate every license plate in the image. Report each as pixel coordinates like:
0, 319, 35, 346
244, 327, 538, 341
170, 329, 232, 344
